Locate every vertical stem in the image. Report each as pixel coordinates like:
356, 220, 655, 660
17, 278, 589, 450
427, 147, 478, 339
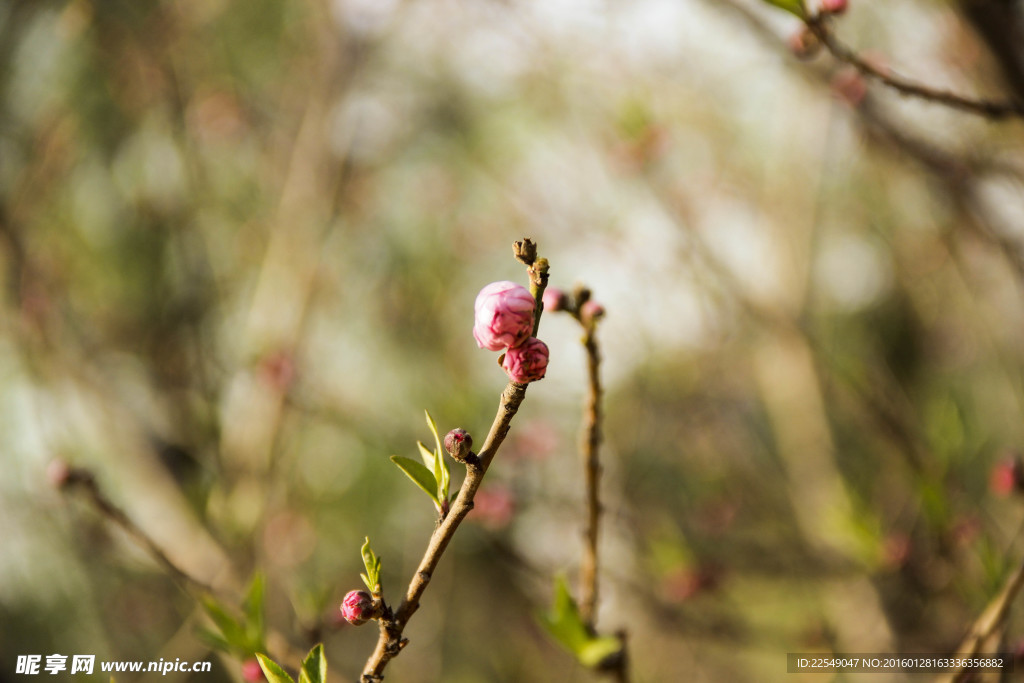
579, 321, 603, 629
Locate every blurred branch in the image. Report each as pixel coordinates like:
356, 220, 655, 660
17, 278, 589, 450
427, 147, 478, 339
806, 15, 1024, 120
361, 240, 549, 682
937, 559, 1024, 683
578, 302, 604, 630
55, 464, 216, 596
958, 0, 1024, 105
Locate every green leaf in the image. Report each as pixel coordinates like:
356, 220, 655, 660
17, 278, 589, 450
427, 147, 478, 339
390, 455, 440, 507
761, 0, 804, 17
538, 576, 589, 655
360, 537, 381, 593
298, 644, 327, 683
538, 575, 622, 669
416, 441, 435, 470
425, 410, 442, 459
200, 597, 247, 650
243, 573, 266, 651
194, 627, 233, 654
577, 637, 624, 668
256, 654, 295, 683
439, 450, 450, 502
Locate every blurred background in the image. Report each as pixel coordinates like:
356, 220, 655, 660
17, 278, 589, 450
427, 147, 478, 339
3, 0, 1024, 680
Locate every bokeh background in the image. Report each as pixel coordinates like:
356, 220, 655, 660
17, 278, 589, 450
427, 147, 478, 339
4, 0, 1024, 680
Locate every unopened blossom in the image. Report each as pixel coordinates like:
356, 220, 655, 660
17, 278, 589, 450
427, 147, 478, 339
473, 281, 535, 351
501, 337, 549, 383
580, 300, 605, 322
820, 0, 848, 14
241, 658, 265, 683
542, 288, 566, 313
444, 428, 473, 462
340, 590, 375, 626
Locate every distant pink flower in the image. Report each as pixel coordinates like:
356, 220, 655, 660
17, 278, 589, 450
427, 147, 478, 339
502, 337, 549, 383
542, 288, 566, 313
991, 458, 1023, 496
340, 590, 375, 626
580, 300, 605, 321
471, 486, 516, 529
820, 0, 848, 15
473, 281, 536, 351
831, 68, 868, 107
241, 658, 265, 683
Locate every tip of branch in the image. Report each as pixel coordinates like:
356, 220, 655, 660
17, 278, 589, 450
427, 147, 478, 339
514, 238, 538, 266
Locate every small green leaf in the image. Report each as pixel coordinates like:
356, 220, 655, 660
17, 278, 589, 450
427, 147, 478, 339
243, 573, 266, 651
194, 627, 233, 654
298, 644, 327, 683
538, 575, 621, 669
256, 654, 295, 683
200, 597, 247, 650
416, 441, 435, 470
425, 410, 442, 459
761, 0, 805, 17
577, 637, 623, 668
391, 455, 440, 506
439, 452, 450, 502
360, 537, 381, 592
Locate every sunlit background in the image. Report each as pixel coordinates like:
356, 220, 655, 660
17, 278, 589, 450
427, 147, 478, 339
3, 0, 1024, 680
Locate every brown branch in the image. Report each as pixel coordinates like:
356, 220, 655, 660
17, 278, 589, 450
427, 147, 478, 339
806, 15, 1024, 120
55, 465, 215, 597
577, 306, 603, 629
936, 558, 1024, 683
360, 240, 549, 681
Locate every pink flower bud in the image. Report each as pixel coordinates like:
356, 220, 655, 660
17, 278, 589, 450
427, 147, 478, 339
444, 428, 473, 462
788, 27, 821, 61
473, 281, 535, 351
501, 337, 549, 383
580, 300, 605, 321
820, 0, 848, 14
542, 288, 566, 313
991, 457, 1024, 497
46, 459, 72, 489
831, 68, 868, 108
241, 658, 265, 683
340, 590, 375, 626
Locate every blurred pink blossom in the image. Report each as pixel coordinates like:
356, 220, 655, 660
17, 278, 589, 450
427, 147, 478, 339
470, 485, 516, 529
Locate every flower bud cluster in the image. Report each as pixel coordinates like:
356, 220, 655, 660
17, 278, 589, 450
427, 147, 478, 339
473, 281, 549, 383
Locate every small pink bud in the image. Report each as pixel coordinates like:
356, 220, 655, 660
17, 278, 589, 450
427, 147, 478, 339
241, 658, 265, 683
473, 281, 536, 351
340, 590, 375, 626
788, 27, 821, 60
46, 459, 72, 489
444, 428, 473, 462
991, 457, 1024, 497
820, 0, 848, 14
501, 337, 549, 383
542, 288, 566, 313
470, 486, 516, 529
580, 300, 605, 322
831, 67, 868, 108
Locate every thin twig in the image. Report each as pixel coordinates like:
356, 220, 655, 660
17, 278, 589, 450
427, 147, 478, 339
806, 15, 1024, 120
936, 559, 1024, 683
578, 314, 603, 629
58, 467, 215, 596
360, 240, 549, 682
